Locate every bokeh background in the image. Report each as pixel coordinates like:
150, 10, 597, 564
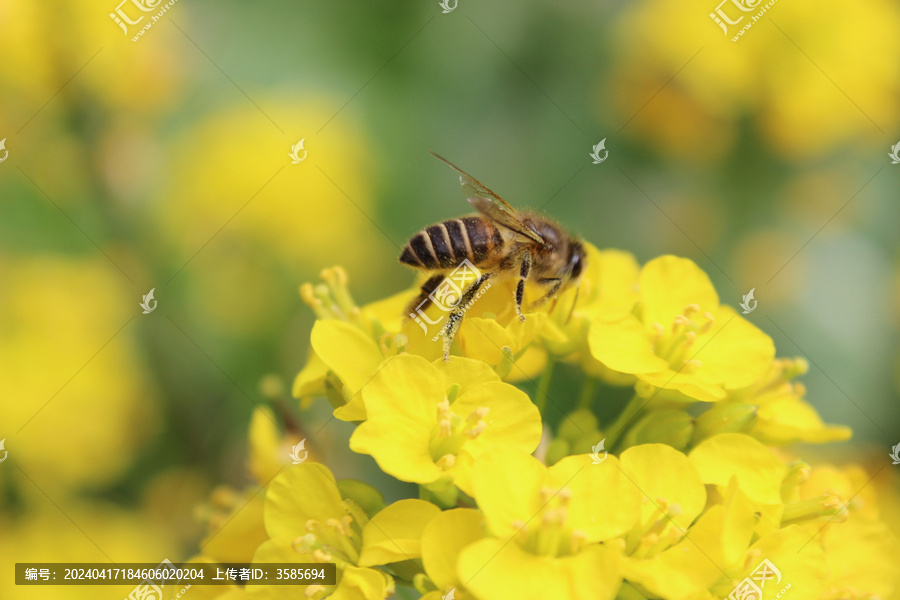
1, 0, 899, 598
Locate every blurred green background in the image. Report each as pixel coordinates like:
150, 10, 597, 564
1, 0, 899, 597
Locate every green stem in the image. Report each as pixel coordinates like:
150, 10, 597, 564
534, 359, 556, 413
578, 377, 596, 411
604, 394, 644, 450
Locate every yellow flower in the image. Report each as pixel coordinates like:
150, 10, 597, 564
293, 267, 401, 421
726, 358, 852, 445
689, 434, 853, 539
457, 448, 639, 600
251, 463, 402, 600
713, 525, 829, 600
350, 355, 542, 499
795, 464, 900, 599
618, 443, 752, 600
588, 255, 775, 402
419, 508, 486, 600
690, 433, 787, 536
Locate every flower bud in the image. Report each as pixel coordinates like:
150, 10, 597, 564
624, 410, 693, 451
690, 403, 758, 447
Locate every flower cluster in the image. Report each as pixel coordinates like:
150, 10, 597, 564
246, 249, 897, 600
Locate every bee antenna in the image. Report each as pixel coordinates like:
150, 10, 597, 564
565, 285, 580, 325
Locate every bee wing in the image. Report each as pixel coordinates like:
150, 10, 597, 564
431, 152, 545, 245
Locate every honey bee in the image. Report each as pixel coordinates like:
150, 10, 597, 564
400, 153, 587, 360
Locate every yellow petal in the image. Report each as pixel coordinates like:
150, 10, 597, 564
692, 306, 775, 390
329, 566, 391, 600
637, 369, 727, 403
732, 525, 827, 600
434, 356, 500, 391
822, 519, 900, 598
623, 495, 752, 600
800, 465, 877, 520
310, 320, 383, 421
292, 348, 329, 399
453, 381, 542, 458
720, 478, 757, 566
202, 492, 268, 564
623, 512, 724, 600
421, 508, 485, 590
362, 288, 412, 333
311, 320, 383, 393
248, 408, 288, 485
358, 499, 442, 567
753, 397, 852, 445
506, 311, 547, 350
458, 317, 514, 366
350, 355, 443, 484
264, 463, 343, 539
505, 344, 549, 382
620, 444, 707, 530
578, 246, 641, 317
639, 256, 719, 328
548, 455, 642, 542
689, 434, 786, 506
589, 315, 670, 374
470, 448, 545, 539
459, 538, 621, 600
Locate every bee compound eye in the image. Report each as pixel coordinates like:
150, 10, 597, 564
569, 247, 584, 279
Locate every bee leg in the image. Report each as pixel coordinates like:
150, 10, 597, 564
515, 251, 532, 322
528, 278, 563, 311
403, 274, 446, 318
442, 272, 493, 361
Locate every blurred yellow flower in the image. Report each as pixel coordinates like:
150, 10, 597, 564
0, 501, 174, 600
0, 257, 157, 491
612, 0, 900, 159
159, 102, 386, 335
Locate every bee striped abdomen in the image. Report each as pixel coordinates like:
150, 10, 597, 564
400, 217, 504, 269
